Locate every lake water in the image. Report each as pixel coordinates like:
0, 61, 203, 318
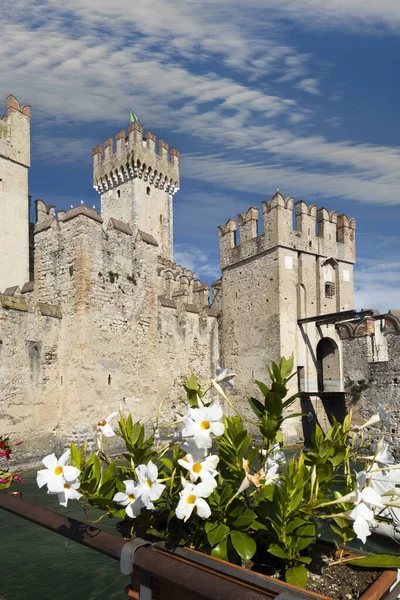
0, 474, 128, 600
1, 470, 399, 600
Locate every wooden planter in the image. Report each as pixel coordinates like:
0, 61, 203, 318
126, 543, 400, 600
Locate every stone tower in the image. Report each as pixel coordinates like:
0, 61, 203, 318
217, 192, 356, 436
0, 95, 31, 291
93, 123, 180, 260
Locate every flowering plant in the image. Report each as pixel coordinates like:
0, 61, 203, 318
0, 436, 23, 489
36, 358, 400, 589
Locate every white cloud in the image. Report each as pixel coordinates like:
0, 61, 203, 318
355, 257, 400, 313
296, 78, 321, 95
1, 0, 399, 212
174, 244, 220, 280
182, 153, 400, 207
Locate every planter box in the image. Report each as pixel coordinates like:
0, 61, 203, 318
127, 542, 400, 600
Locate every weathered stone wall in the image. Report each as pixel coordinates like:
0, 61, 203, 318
217, 193, 356, 443
341, 315, 400, 429
0, 96, 31, 291
1, 201, 218, 465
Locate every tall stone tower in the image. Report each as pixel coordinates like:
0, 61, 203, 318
93, 123, 180, 260
217, 192, 356, 429
0, 95, 31, 291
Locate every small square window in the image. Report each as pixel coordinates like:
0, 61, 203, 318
325, 282, 335, 298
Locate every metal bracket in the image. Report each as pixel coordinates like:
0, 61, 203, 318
120, 538, 153, 575
121, 539, 154, 600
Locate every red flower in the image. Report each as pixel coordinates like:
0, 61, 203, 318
0, 449, 12, 460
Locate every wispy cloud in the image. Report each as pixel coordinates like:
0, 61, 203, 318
355, 257, 400, 313
174, 243, 220, 280
296, 78, 321, 95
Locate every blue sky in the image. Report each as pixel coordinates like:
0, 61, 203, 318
2, 1, 400, 312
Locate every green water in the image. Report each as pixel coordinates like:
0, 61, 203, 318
0, 474, 128, 600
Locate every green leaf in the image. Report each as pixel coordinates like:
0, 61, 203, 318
267, 544, 290, 560
219, 484, 234, 506
159, 457, 174, 471
207, 524, 230, 547
232, 509, 256, 529
271, 361, 283, 383
271, 382, 288, 399
286, 517, 306, 534
70, 443, 82, 468
248, 397, 265, 418
254, 380, 269, 397
250, 521, 268, 531
230, 531, 256, 561
286, 566, 308, 589
265, 392, 283, 417
211, 538, 228, 561
282, 393, 299, 409
296, 556, 312, 565
296, 537, 313, 552
349, 554, 400, 568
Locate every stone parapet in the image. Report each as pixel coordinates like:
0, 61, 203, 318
218, 192, 356, 270
93, 122, 179, 195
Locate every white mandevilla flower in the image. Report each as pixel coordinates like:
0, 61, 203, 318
374, 440, 395, 468
349, 471, 385, 544
56, 480, 82, 507
357, 403, 391, 432
114, 480, 144, 518
265, 443, 286, 470
182, 405, 224, 449
175, 481, 214, 522
96, 411, 118, 437
178, 449, 219, 487
135, 460, 165, 508
215, 366, 235, 387
36, 450, 80, 494
378, 403, 391, 431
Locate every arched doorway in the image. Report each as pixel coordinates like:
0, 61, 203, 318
316, 337, 346, 425
316, 337, 341, 392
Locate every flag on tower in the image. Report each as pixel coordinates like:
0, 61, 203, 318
130, 110, 141, 126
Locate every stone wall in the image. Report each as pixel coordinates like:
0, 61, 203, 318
0, 95, 31, 291
1, 203, 218, 465
341, 314, 400, 429
217, 193, 355, 442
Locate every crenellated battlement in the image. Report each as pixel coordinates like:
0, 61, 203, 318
0, 95, 31, 167
218, 192, 356, 269
92, 122, 180, 195
157, 255, 210, 306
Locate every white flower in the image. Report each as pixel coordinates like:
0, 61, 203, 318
114, 480, 144, 518
178, 450, 219, 487
36, 450, 80, 494
357, 403, 391, 431
55, 480, 82, 507
374, 440, 395, 468
181, 439, 207, 460
349, 471, 385, 543
265, 443, 286, 470
175, 481, 214, 522
135, 460, 165, 508
215, 366, 235, 387
97, 411, 118, 437
182, 405, 224, 449
378, 403, 391, 431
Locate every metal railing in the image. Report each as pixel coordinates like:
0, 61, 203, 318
1, 492, 399, 600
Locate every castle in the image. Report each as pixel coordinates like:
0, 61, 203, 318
1, 94, 399, 463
